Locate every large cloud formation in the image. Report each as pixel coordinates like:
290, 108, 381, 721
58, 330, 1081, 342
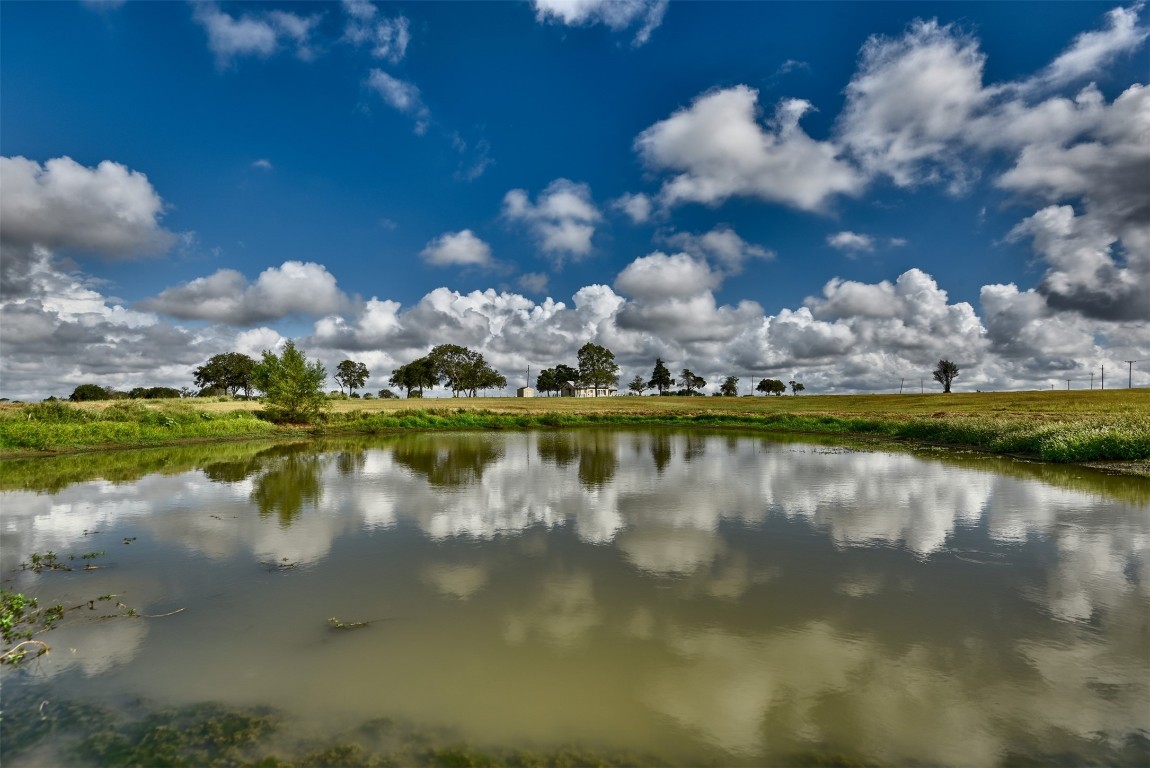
636, 87, 865, 212
138, 261, 351, 325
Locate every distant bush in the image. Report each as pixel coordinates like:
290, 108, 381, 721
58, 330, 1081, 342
378, 389, 398, 399
128, 387, 182, 400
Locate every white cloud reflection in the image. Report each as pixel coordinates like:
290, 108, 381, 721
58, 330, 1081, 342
1, 432, 1145, 764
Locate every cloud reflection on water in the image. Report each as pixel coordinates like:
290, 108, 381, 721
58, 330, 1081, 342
1, 432, 1146, 764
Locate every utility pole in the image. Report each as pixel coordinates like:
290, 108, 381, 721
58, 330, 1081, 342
1101, 364, 1105, 390
1066, 379, 1071, 391
900, 378, 904, 394
750, 376, 755, 396
1090, 371, 1095, 390
1125, 361, 1138, 388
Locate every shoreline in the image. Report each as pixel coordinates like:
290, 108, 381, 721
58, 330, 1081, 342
2, 393, 1148, 475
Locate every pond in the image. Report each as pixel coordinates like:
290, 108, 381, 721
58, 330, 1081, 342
1, 431, 1148, 766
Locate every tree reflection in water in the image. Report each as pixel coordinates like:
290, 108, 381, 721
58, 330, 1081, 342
538, 431, 617, 488
391, 434, 504, 487
249, 445, 323, 527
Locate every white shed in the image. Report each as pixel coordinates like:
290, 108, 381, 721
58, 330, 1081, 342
516, 386, 536, 397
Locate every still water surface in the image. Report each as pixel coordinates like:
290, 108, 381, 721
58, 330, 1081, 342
1, 431, 1147, 765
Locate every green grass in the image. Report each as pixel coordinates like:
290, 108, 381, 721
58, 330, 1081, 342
1, 390, 1147, 465
0, 400, 278, 452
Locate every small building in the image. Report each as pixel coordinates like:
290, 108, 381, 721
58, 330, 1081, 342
516, 386, 535, 397
559, 381, 617, 398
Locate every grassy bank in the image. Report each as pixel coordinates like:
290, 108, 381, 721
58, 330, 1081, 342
1, 390, 1148, 465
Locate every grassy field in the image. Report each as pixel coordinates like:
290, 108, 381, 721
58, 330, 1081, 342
1, 389, 1147, 466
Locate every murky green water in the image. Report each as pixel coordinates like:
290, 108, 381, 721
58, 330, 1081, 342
2, 431, 1147, 766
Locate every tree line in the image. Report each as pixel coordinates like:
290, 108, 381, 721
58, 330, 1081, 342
64, 339, 965, 423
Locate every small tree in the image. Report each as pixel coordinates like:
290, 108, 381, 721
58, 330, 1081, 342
335, 360, 369, 396
933, 359, 959, 393
577, 342, 619, 390
648, 358, 674, 394
789, 380, 805, 395
719, 376, 739, 397
253, 341, 328, 422
680, 369, 706, 394
536, 368, 558, 396
628, 375, 648, 396
756, 378, 786, 396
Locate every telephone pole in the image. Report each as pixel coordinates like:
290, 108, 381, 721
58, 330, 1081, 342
1125, 361, 1138, 388
1066, 379, 1072, 391
1089, 371, 1095, 390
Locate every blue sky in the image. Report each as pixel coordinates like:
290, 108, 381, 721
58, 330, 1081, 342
1, 0, 1147, 399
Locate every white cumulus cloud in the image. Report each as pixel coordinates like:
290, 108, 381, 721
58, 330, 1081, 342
139, 261, 350, 325
503, 179, 602, 261
421, 230, 495, 268
636, 86, 864, 212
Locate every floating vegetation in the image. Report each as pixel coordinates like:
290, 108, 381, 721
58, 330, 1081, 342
0, 691, 682, 767
0, 588, 56, 665
327, 617, 371, 630
261, 557, 299, 571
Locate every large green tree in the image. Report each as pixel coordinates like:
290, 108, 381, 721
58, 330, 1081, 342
628, 375, 648, 396
933, 359, 959, 393
789, 380, 806, 395
554, 364, 580, 388
427, 344, 505, 397
334, 360, 369, 395
461, 355, 506, 397
253, 341, 328, 422
648, 358, 674, 394
194, 352, 258, 398
577, 342, 619, 389
428, 344, 476, 397
719, 376, 739, 397
390, 357, 438, 398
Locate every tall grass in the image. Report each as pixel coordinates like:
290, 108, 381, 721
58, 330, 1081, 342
0, 401, 277, 451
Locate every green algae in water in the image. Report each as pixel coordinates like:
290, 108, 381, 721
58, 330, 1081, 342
1, 691, 681, 768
